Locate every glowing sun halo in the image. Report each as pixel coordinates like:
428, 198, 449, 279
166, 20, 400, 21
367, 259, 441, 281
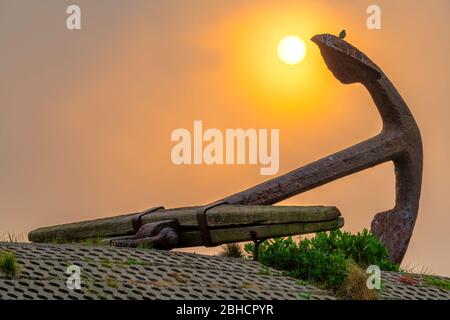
277, 35, 307, 65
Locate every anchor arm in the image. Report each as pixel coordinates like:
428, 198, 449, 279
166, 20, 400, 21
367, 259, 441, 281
220, 34, 423, 263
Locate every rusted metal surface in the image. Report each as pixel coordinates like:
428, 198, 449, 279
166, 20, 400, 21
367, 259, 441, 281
107, 220, 180, 250
131, 206, 165, 233
221, 34, 423, 263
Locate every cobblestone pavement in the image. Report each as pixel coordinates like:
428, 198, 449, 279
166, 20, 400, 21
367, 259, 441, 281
0, 243, 448, 300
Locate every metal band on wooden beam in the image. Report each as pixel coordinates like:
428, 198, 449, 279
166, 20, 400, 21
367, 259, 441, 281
132, 206, 165, 233
196, 200, 228, 247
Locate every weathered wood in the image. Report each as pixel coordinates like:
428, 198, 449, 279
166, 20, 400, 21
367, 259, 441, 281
178, 217, 345, 247
28, 205, 341, 243
142, 205, 340, 227
28, 212, 137, 243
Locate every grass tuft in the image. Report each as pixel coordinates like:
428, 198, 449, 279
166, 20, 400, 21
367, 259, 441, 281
105, 277, 119, 289
125, 258, 145, 266
422, 275, 450, 290
298, 292, 311, 300
400, 262, 430, 275
337, 262, 378, 300
219, 243, 244, 258
0, 251, 20, 278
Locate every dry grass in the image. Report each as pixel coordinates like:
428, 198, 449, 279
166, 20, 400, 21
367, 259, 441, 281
401, 262, 431, 275
169, 271, 190, 283
337, 263, 378, 300
218, 243, 244, 258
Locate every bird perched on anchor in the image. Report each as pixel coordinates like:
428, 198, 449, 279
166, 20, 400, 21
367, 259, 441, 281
338, 29, 346, 39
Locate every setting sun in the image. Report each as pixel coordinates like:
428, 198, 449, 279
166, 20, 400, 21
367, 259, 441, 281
277, 35, 307, 64
203, 6, 339, 116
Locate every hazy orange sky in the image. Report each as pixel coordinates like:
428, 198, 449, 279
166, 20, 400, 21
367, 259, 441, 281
0, 0, 449, 275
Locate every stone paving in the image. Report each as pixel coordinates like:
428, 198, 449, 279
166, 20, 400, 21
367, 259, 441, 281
0, 242, 448, 300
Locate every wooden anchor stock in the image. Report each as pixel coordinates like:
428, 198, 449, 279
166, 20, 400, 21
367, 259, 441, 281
28, 205, 344, 248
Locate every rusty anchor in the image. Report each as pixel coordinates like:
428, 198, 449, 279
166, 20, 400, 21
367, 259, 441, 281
220, 34, 423, 263
28, 34, 422, 264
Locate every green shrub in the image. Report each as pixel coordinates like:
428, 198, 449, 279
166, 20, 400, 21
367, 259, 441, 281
245, 229, 399, 290
307, 229, 399, 271
246, 236, 348, 289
